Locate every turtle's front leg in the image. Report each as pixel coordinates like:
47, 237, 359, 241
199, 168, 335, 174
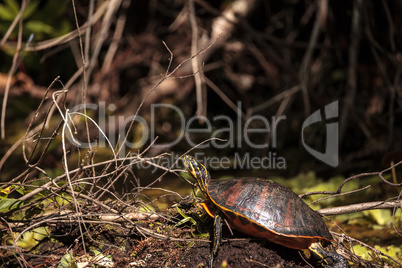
209, 214, 222, 267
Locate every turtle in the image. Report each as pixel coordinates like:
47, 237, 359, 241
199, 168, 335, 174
183, 155, 347, 267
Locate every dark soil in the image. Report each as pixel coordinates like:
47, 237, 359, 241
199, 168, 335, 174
1, 223, 319, 268
129, 236, 314, 268
0, 203, 385, 267
178, 239, 312, 268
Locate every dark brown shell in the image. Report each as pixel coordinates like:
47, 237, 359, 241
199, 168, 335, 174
206, 177, 333, 249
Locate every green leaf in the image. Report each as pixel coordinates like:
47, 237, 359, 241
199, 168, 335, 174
0, 198, 24, 213
34, 0, 68, 21
22, 0, 40, 19
374, 245, 402, 263
0, 186, 11, 199
32, 226, 50, 241
175, 207, 197, 227
4, 226, 50, 250
14, 185, 26, 196
368, 209, 392, 226
352, 245, 371, 260
174, 217, 193, 228
0, 4, 16, 20
4, 0, 19, 15
57, 250, 77, 268
90, 248, 114, 266
25, 20, 54, 35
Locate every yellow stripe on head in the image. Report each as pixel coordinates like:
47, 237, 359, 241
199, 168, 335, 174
183, 155, 210, 194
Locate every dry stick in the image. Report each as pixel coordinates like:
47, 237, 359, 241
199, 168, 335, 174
245, 259, 270, 267
247, 85, 300, 116
0, 82, 62, 171
307, 185, 371, 205
86, 0, 122, 81
61, 108, 87, 254
380, 0, 400, 132
153, 0, 258, 80
362, 6, 387, 54
364, 3, 400, 150
22, 77, 61, 165
15, 156, 141, 202
302, 161, 402, 202
35, 3, 107, 130
140, 138, 227, 191
134, 225, 209, 243
102, 0, 130, 72
45, 69, 84, 129
247, 42, 279, 89
367, 44, 398, 152
264, 87, 294, 149
206, 0, 257, 64
70, 0, 92, 164
19, 171, 134, 217
94, 161, 131, 201
318, 200, 402, 216
214, 0, 295, 76
3, 213, 207, 244
332, 233, 402, 267
115, 38, 218, 158
299, 161, 402, 215
204, 77, 247, 120
0, 0, 26, 47
1, 0, 26, 140
5, 209, 201, 244
381, 1, 397, 53
189, 0, 207, 120
0, 218, 22, 260
0, 138, 23, 171
339, 0, 362, 143
70, 0, 98, 254
298, 251, 315, 268
85, 0, 95, 64
393, 191, 402, 237
92, 139, 162, 200
63, 189, 119, 214
2, 2, 108, 52
298, 0, 327, 117
378, 159, 402, 187
300, 171, 379, 200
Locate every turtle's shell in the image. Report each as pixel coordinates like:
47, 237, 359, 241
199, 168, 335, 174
206, 177, 333, 249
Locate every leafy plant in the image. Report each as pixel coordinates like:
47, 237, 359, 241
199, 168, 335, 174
3, 226, 50, 250
175, 206, 208, 238
0, 0, 71, 41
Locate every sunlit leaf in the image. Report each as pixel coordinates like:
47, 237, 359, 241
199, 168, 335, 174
374, 245, 402, 263
352, 244, 371, 260
4, 226, 50, 250
90, 248, 114, 267
57, 250, 77, 268
22, 0, 40, 19
14, 185, 26, 196
0, 186, 11, 199
4, 0, 19, 15
0, 4, 16, 20
368, 209, 392, 226
25, 20, 54, 35
0, 198, 24, 213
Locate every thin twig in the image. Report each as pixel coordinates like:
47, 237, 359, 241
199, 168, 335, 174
318, 200, 402, 216
298, 0, 327, 117
1, 0, 26, 139
339, 0, 362, 142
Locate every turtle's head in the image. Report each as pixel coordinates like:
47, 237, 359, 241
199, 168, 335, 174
183, 155, 211, 193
